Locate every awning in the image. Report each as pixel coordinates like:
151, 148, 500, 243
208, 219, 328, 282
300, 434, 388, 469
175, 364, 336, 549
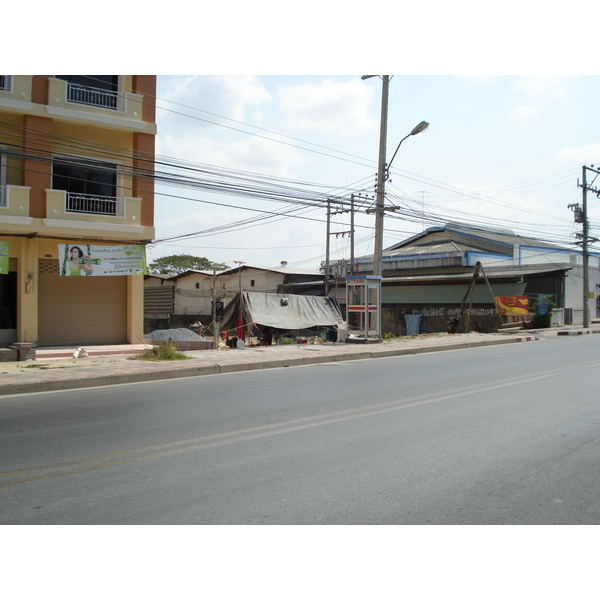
242, 291, 344, 329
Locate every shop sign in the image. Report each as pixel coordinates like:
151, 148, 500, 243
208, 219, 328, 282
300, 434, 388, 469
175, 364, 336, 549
496, 296, 529, 316
58, 243, 146, 276
0, 241, 9, 275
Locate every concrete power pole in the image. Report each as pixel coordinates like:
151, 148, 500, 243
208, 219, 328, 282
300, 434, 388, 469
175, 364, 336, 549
325, 197, 354, 293
582, 165, 590, 329
372, 75, 389, 277
570, 165, 600, 329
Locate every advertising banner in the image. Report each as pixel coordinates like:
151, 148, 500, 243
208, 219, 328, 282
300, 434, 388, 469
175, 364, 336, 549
537, 295, 549, 315
0, 241, 9, 275
496, 295, 529, 316
59, 243, 146, 276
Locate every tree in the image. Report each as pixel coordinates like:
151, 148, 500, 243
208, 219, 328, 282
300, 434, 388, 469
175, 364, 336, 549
148, 254, 229, 275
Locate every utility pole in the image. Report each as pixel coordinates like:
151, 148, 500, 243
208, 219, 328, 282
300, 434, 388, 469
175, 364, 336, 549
325, 199, 330, 294
233, 260, 245, 343
325, 198, 354, 294
419, 191, 428, 230
361, 75, 429, 339
350, 193, 355, 271
582, 165, 590, 329
211, 267, 221, 349
570, 164, 600, 329
372, 75, 389, 278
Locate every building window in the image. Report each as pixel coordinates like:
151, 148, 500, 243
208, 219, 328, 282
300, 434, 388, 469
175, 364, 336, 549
250, 280, 255, 287
55, 75, 119, 110
0, 76, 11, 92
195, 282, 200, 289
52, 157, 118, 215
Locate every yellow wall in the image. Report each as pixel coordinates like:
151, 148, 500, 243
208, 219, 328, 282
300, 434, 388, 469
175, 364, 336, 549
0, 113, 25, 186
1, 75, 155, 346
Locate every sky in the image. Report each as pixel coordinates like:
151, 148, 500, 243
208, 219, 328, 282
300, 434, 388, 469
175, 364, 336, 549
149, 74, 600, 271
9, 2, 600, 277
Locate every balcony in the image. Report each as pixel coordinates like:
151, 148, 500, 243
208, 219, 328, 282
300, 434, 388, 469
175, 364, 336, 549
0, 187, 151, 239
46, 189, 142, 220
66, 82, 118, 110
65, 192, 119, 216
0, 185, 32, 225
44, 189, 146, 236
46, 78, 149, 131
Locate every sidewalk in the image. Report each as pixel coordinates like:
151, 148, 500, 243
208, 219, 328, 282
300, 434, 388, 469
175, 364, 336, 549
0, 326, 598, 397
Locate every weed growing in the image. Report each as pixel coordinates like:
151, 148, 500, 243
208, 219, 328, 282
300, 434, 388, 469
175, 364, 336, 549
128, 341, 191, 362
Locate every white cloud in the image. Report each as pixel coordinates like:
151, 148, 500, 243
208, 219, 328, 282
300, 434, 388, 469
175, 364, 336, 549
507, 104, 540, 122
224, 135, 311, 177
510, 76, 573, 101
276, 78, 377, 137
157, 131, 310, 178
157, 75, 272, 132
554, 143, 600, 164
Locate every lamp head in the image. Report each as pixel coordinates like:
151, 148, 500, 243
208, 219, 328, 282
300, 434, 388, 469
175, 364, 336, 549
411, 121, 430, 136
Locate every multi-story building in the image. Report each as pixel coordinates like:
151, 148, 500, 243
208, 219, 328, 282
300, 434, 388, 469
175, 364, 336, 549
0, 75, 156, 346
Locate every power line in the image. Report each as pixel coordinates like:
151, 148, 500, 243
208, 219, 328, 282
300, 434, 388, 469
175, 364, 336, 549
0, 83, 590, 255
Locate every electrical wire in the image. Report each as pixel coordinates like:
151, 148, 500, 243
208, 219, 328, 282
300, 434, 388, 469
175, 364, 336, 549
0, 78, 593, 260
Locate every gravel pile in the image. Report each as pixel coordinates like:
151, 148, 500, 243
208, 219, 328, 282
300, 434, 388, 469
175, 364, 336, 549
145, 328, 208, 342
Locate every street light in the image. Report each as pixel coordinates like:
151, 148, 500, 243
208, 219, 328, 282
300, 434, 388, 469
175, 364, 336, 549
362, 75, 429, 278
359, 76, 429, 340
387, 121, 429, 175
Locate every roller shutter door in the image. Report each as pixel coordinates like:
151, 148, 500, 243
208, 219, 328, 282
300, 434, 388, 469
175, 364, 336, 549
38, 260, 127, 346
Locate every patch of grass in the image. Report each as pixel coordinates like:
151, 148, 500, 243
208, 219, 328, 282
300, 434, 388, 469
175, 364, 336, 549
128, 341, 192, 362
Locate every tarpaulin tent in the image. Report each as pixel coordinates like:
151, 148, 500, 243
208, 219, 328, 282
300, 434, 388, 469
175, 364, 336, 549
219, 291, 344, 337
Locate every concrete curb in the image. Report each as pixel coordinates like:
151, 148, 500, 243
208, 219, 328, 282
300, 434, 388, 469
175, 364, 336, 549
0, 335, 541, 396
557, 329, 600, 336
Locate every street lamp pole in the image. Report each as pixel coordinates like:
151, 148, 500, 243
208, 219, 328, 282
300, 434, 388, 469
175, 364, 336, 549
362, 76, 429, 278
372, 75, 389, 278
361, 75, 429, 339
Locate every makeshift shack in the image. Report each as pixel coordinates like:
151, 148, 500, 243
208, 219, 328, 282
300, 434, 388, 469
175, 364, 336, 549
219, 291, 345, 344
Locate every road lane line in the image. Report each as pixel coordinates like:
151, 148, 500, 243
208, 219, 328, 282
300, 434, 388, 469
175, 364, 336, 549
2, 358, 598, 488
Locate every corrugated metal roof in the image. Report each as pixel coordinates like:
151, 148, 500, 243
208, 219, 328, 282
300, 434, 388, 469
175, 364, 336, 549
386, 222, 568, 253
218, 264, 321, 276
168, 269, 215, 280
381, 241, 470, 260
384, 264, 573, 283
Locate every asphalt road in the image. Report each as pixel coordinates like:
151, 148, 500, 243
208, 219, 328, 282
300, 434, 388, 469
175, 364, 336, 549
1, 334, 600, 524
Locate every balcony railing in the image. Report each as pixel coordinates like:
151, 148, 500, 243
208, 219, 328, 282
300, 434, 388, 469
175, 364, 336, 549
66, 192, 118, 215
66, 82, 118, 110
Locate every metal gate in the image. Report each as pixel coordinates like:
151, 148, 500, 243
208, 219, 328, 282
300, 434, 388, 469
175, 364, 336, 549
38, 260, 127, 346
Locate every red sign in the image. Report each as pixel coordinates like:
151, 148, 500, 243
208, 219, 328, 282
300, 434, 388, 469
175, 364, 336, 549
496, 296, 529, 316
